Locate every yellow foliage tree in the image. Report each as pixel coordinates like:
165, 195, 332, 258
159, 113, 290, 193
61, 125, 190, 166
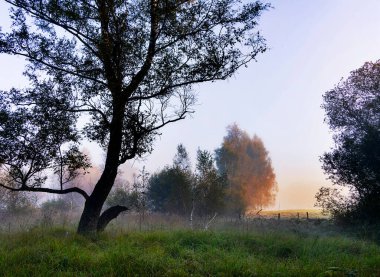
216, 124, 277, 216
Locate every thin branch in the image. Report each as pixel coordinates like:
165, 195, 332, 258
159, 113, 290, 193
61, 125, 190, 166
118, 107, 189, 164
155, 0, 216, 53
9, 50, 107, 86
128, 76, 226, 102
67, 107, 110, 127
4, 0, 99, 57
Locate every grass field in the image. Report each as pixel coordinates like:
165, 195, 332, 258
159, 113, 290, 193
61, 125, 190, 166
0, 225, 379, 276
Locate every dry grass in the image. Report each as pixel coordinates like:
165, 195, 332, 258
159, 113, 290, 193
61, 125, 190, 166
254, 209, 327, 219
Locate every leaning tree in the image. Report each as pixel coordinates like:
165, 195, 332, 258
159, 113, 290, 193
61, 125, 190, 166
0, 0, 269, 234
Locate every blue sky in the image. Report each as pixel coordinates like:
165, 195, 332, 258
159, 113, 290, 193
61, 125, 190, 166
1, 1, 380, 209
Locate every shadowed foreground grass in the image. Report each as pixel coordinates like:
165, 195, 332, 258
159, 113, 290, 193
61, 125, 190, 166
0, 228, 379, 276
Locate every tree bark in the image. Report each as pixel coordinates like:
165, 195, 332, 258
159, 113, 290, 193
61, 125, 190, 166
97, 205, 129, 232
77, 169, 128, 234
77, 103, 125, 234
77, 171, 119, 234
77, 196, 104, 234
77, 154, 121, 234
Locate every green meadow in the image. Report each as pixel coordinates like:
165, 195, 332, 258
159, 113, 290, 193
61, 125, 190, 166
0, 226, 379, 277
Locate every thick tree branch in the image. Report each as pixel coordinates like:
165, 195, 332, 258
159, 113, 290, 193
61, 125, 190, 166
122, 0, 159, 99
0, 182, 89, 200
9, 50, 107, 86
97, 205, 129, 232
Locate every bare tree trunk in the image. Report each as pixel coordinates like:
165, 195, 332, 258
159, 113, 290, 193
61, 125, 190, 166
190, 199, 194, 230
77, 173, 128, 234
77, 110, 125, 235
77, 163, 119, 234
77, 199, 102, 234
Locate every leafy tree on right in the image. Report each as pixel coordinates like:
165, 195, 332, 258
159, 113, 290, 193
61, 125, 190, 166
317, 61, 380, 224
215, 124, 277, 217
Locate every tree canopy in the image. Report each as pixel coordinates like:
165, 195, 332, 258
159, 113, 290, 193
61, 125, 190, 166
317, 60, 380, 224
147, 166, 193, 215
194, 149, 226, 217
146, 144, 226, 218
215, 124, 277, 216
0, 0, 269, 233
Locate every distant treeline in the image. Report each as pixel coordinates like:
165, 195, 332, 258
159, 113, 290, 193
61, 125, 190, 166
106, 124, 277, 219
0, 124, 277, 222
